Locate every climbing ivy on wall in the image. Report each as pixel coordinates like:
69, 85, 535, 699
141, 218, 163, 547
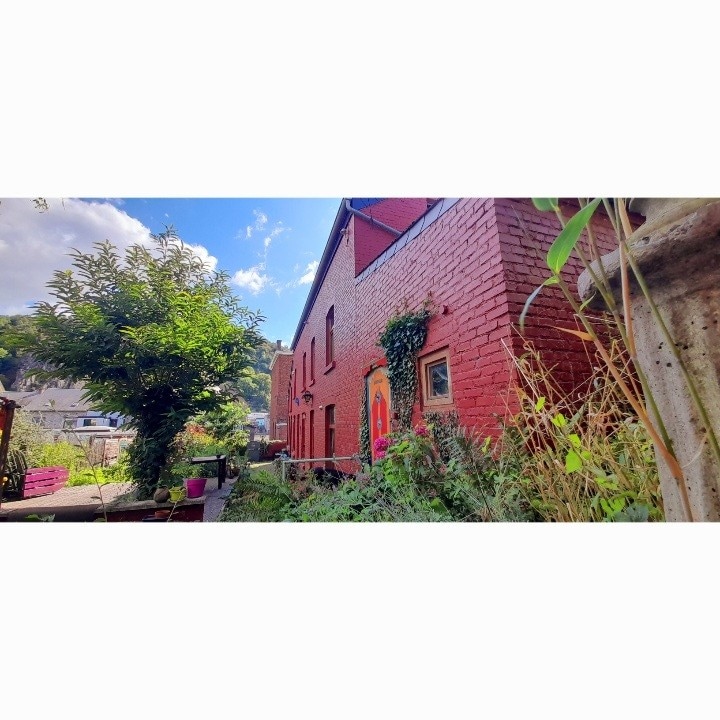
359, 387, 371, 466
378, 304, 431, 431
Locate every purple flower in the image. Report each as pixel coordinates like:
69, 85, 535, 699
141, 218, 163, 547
414, 424, 429, 437
374, 436, 390, 452
375, 450, 386, 460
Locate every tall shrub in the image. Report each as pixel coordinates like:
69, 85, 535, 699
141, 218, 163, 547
14, 228, 264, 498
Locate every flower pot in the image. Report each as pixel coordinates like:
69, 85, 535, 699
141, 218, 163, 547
185, 477, 207, 499
168, 486, 187, 503
579, 198, 720, 520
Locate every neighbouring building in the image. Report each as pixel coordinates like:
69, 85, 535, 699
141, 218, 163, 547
0, 387, 127, 431
280, 198, 628, 473
269, 341, 293, 444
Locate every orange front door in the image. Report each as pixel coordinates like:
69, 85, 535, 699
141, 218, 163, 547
367, 367, 391, 461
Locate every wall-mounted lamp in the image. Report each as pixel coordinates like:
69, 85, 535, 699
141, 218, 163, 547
301, 390, 313, 405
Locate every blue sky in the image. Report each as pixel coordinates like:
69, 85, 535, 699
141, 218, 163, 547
0, 197, 342, 346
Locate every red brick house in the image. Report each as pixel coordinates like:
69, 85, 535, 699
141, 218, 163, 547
268, 343, 293, 443
281, 198, 619, 471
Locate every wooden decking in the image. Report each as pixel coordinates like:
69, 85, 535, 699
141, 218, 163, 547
0, 482, 133, 521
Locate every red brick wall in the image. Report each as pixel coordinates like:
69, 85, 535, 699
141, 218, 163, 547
353, 198, 429, 276
493, 199, 620, 398
286, 198, 624, 468
268, 352, 292, 443
289, 212, 359, 469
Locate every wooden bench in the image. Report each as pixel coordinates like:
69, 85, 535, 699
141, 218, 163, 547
21, 466, 69, 499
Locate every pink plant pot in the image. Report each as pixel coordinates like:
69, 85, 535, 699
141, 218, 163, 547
185, 477, 208, 499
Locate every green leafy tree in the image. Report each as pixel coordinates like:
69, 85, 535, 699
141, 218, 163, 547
15, 228, 264, 498
0, 315, 36, 388
233, 366, 271, 412
193, 400, 250, 454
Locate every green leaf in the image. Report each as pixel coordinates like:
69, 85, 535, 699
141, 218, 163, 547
565, 450, 582, 473
519, 275, 559, 333
568, 433, 582, 448
532, 198, 559, 212
429, 498, 450, 516
546, 198, 602, 274
534, 396, 546, 412
551, 413, 567, 428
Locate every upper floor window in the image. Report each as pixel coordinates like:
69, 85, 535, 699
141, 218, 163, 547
325, 306, 335, 366
310, 337, 316, 383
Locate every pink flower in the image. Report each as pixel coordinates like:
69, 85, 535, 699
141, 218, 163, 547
414, 424, 429, 437
375, 450, 386, 460
374, 436, 390, 452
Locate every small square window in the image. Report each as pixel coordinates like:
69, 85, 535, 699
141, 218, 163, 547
427, 360, 449, 397
420, 349, 453, 407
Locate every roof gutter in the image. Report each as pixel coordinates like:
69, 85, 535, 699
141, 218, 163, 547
290, 199, 350, 349
288, 199, 421, 349
344, 199, 402, 239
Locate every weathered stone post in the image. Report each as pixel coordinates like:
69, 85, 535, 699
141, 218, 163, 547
579, 199, 720, 521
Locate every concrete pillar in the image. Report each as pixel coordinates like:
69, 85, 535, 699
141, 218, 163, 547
579, 199, 720, 520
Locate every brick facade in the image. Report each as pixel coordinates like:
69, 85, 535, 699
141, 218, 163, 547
282, 198, 622, 472
268, 350, 292, 443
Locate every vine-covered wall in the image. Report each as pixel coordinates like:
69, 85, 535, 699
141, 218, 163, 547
285, 198, 619, 465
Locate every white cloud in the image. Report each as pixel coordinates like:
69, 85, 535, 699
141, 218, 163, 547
0, 198, 217, 314
181, 242, 218, 272
253, 210, 268, 228
299, 260, 319, 285
232, 264, 270, 295
264, 236, 272, 249
242, 210, 273, 241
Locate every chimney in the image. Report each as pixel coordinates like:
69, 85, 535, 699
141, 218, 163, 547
276, 340, 282, 350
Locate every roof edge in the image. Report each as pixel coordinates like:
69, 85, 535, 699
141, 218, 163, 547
290, 198, 350, 349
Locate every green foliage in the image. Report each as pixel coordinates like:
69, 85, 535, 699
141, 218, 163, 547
191, 401, 249, 455
36, 441, 85, 475
3, 409, 48, 494
423, 410, 460, 463
373, 426, 532, 522
519, 198, 600, 332
219, 424, 530, 522
378, 304, 431, 430
531, 198, 559, 212
507, 339, 663, 522
359, 388, 371, 466
14, 228, 264, 498
164, 425, 229, 485
545, 198, 601, 274
232, 368, 271, 413
219, 466, 295, 522
66, 465, 113, 486
0, 315, 36, 388
4, 409, 49, 469
103, 452, 132, 484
